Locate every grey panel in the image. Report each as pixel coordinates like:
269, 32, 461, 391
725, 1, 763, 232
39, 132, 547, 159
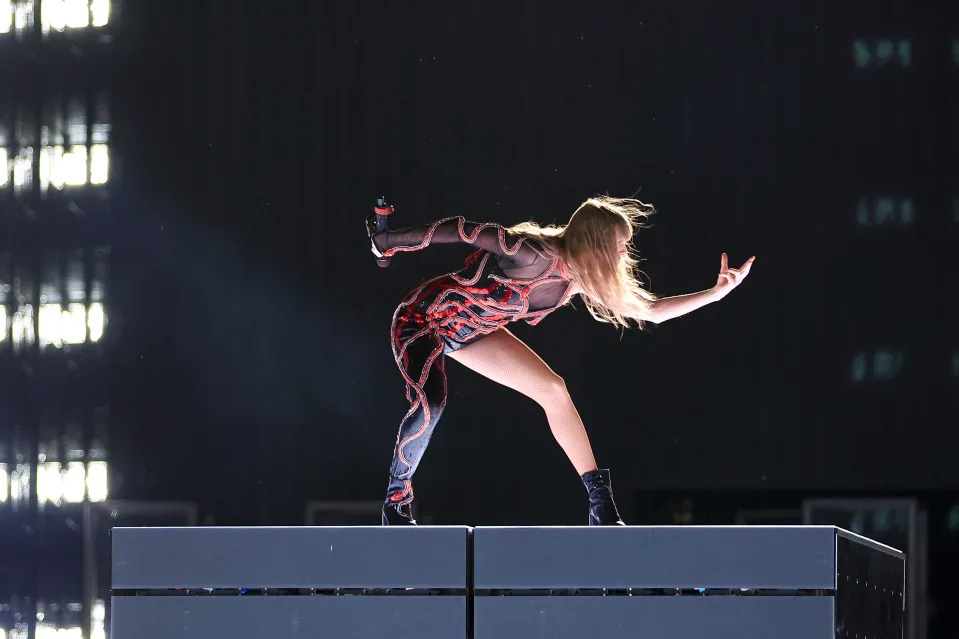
112, 526, 469, 589
473, 596, 835, 639
473, 526, 838, 589
111, 595, 466, 639
836, 534, 905, 638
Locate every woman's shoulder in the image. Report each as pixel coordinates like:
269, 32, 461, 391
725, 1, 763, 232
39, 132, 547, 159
513, 235, 556, 258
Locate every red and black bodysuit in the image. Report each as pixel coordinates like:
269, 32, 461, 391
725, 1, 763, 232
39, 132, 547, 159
370, 216, 575, 521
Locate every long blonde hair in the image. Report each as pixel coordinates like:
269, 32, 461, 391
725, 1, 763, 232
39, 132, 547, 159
508, 195, 657, 329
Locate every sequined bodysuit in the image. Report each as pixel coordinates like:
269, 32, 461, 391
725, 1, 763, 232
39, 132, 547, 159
371, 216, 575, 514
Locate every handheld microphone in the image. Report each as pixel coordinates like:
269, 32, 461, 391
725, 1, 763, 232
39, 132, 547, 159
370, 196, 393, 268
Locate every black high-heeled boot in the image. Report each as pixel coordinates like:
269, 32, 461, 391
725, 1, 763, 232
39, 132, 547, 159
382, 476, 417, 525
581, 468, 625, 525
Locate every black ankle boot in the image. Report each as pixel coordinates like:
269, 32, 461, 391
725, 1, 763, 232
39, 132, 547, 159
382, 500, 417, 525
581, 468, 625, 525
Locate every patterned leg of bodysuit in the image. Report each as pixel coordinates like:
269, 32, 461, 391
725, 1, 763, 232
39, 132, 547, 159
382, 298, 449, 524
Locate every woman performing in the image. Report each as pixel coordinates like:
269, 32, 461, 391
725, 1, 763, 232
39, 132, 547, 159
366, 195, 755, 525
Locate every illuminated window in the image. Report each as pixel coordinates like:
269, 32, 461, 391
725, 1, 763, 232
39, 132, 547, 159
0, 0, 110, 35
37, 301, 106, 349
12, 147, 33, 195
949, 504, 959, 531
36, 625, 82, 639
38, 144, 110, 192
39, 303, 88, 348
42, 0, 90, 31
35, 249, 108, 349
851, 350, 905, 382
88, 302, 104, 341
850, 354, 865, 381
39, 254, 63, 348
11, 0, 34, 35
5, 93, 110, 196
37, 460, 63, 506
10, 462, 30, 506
0, 462, 7, 503
41, 0, 110, 33
856, 197, 914, 227
64, 461, 86, 502
0, 123, 9, 188
90, 143, 109, 184
0, 0, 36, 35
853, 38, 912, 69
0, 253, 8, 343
12, 304, 35, 351
1, 250, 107, 352
871, 351, 903, 380
0, 0, 111, 35
91, 600, 106, 639
0, 0, 10, 33
9, 257, 36, 351
13, 405, 110, 509
36, 460, 107, 505
87, 460, 107, 501
40, 145, 87, 189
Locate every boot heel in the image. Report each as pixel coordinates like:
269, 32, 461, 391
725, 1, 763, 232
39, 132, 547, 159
580, 468, 625, 525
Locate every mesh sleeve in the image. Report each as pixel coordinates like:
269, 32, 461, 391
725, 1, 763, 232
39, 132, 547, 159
373, 216, 535, 262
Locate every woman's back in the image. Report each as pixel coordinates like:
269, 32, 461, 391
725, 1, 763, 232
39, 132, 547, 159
373, 216, 573, 314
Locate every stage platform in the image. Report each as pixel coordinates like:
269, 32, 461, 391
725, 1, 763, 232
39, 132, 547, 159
110, 525, 904, 638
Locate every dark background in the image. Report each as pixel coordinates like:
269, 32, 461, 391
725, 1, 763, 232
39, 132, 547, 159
122, 0, 959, 519
1, 0, 957, 637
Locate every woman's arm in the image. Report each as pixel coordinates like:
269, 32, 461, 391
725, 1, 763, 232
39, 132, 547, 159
646, 288, 721, 323
371, 216, 526, 259
643, 253, 755, 323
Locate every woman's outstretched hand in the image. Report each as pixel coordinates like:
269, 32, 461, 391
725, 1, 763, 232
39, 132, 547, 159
712, 253, 755, 300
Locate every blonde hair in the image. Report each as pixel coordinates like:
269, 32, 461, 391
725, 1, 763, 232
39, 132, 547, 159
508, 195, 657, 329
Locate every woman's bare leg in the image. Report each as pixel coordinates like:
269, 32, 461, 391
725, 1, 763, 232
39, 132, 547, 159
447, 328, 598, 476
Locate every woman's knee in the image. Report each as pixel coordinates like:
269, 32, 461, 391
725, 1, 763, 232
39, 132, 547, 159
531, 372, 569, 406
